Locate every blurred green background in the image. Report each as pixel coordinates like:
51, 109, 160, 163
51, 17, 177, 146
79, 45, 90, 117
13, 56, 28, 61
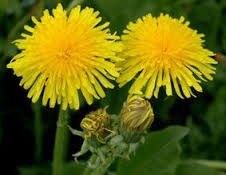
0, 0, 226, 175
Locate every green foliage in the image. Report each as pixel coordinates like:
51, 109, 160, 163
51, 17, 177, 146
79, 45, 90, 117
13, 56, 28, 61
118, 126, 189, 175
1, 0, 226, 175
183, 85, 226, 160
19, 162, 85, 175
176, 162, 226, 175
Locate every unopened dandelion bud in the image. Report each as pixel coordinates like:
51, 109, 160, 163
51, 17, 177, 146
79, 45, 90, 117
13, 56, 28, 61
120, 95, 154, 132
80, 107, 113, 144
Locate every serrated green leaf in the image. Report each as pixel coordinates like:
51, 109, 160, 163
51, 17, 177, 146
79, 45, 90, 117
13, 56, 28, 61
117, 126, 189, 175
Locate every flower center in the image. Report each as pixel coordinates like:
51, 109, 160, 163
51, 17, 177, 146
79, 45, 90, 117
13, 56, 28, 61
57, 48, 72, 60
58, 49, 71, 60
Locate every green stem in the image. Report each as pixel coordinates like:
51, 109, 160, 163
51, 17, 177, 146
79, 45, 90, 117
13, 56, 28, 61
32, 102, 43, 163
192, 159, 226, 171
96, 156, 115, 175
52, 107, 71, 175
83, 154, 115, 175
83, 155, 98, 175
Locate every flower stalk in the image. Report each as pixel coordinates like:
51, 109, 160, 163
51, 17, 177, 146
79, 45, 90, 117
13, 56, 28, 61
32, 102, 43, 163
84, 154, 115, 175
52, 107, 70, 175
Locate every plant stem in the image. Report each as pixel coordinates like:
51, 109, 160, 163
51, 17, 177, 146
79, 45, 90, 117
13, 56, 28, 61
52, 107, 70, 175
32, 102, 43, 163
83, 154, 98, 175
193, 159, 226, 170
83, 154, 115, 175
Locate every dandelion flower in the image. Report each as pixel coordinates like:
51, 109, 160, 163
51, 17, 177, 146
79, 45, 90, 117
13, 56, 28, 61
117, 14, 217, 99
7, 4, 122, 110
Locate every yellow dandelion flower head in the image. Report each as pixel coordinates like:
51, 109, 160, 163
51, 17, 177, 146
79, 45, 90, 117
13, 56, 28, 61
7, 4, 122, 110
117, 14, 217, 99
